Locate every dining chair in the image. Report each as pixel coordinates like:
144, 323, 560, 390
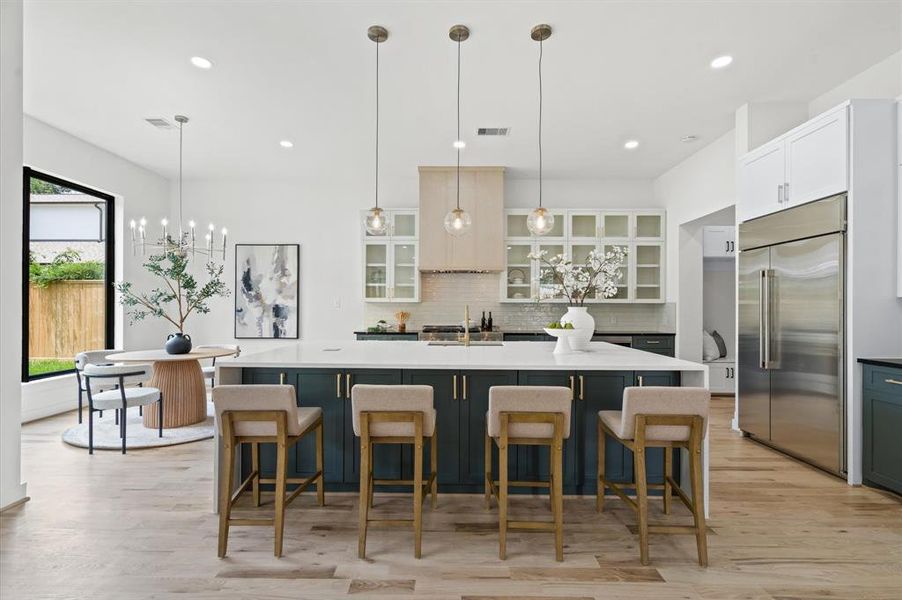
195, 344, 241, 388
82, 363, 162, 454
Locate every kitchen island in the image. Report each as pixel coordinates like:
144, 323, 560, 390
214, 340, 709, 513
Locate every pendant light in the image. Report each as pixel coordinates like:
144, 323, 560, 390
364, 25, 389, 236
527, 24, 554, 236
443, 24, 472, 237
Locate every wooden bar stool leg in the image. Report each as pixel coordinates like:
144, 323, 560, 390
634, 440, 650, 566
217, 432, 235, 558
273, 441, 287, 558
430, 432, 438, 509
358, 435, 370, 559
413, 424, 424, 559
552, 435, 564, 562
689, 429, 708, 567
596, 417, 606, 513
368, 440, 375, 509
251, 442, 261, 507
498, 431, 509, 560
483, 429, 492, 509
663, 446, 673, 515
316, 422, 325, 507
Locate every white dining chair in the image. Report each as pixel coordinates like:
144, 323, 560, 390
82, 363, 163, 454
195, 344, 241, 388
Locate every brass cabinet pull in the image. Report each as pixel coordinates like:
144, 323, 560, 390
638, 375, 644, 387
279, 372, 286, 385
463, 375, 468, 400
346, 373, 351, 398
579, 375, 585, 400
336, 373, 342, 398
452, 375, 458, 400
645, 340, 660, 344
886, 378, 902, 386
569, 375, 575, 399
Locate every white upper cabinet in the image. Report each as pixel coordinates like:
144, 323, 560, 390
361, 209, 419, 303
703, 226, 736, 258
784, 108, 848, 207
738, 105, 849, 223
738, 143, 785, 222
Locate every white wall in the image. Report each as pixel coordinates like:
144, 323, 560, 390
1, 0, 27, 510
809, 51, 902, 117
21, 116, 170, 422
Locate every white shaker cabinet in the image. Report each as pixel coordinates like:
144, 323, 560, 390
784, 108, 848, 208
703, 226, 736, 258
738, 142, 785, 222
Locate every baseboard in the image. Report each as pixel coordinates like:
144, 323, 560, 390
0, 488, 29, 513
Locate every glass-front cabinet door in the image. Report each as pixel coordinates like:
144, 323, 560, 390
634, 243, 663, 301
390, 210, 418, 239
601, 243, 630, 301
634, 211, 664, 241
506, 209, 565, 239
364, 243, 389, 300
569, 242, 599, 301
568, 211, 599, 240
536, 242, 566, 301
391, 242, 418, 300
504, 242, 533, 301
600, 211, 631, 240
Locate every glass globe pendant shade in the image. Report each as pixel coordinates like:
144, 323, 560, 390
365, 207, 388, 235
443, 207, 472, 236
527, 207, 555, 236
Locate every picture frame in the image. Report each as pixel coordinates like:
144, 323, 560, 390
234, 243, 300, 339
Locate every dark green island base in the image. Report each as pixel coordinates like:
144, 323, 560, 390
239, 367, 681, 495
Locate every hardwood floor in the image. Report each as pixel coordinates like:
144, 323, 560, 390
2, 398, 900, 599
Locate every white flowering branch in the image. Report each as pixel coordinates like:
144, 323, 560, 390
527, 246, 627, 305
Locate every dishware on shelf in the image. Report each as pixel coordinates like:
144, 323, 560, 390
544, 327, 576, 355
508, 268, 526, 285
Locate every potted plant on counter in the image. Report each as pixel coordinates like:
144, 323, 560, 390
529, 246, 627, 350
115, 246, 229, 354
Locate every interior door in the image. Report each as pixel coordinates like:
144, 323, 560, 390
769, 234, 843, 473
738, 247, 771, 439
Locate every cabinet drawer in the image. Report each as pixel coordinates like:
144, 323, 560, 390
863, 366, 902, 395
632, 335, 674, 350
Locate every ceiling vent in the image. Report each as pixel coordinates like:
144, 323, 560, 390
477, 127, 510, 136
145, 117, 175, 130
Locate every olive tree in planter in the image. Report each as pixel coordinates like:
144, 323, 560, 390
115, 246, 229, 354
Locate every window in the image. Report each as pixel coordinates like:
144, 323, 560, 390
22, 168, 115, 381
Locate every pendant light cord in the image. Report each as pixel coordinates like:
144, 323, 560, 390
375, 39, 380, 210
456, 36, 461, 210
178, 118, 183, 231
538, 38, 543, 209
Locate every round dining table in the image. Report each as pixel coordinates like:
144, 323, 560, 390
106, 348, 237, 429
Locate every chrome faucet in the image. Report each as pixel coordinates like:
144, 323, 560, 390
462, 305, 471, 347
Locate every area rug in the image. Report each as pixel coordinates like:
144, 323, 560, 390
62, 402, 214, 451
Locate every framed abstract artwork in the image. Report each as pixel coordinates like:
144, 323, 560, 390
234, 244, 300, 339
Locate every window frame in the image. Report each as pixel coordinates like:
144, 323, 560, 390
22, 167, 116, 382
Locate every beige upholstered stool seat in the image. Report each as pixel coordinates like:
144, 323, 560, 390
214, 384, 325, 558
487, 386, 572, 439
597, 385, 710, 567
351, 384, 438, 559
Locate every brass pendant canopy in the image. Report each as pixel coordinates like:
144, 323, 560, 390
449, 24, 470, 42
531, 24, 552, 41
367, 25, 388, 43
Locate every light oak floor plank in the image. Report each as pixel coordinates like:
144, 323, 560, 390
1, 398, 900, 600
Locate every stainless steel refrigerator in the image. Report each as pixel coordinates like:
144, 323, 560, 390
738, 194, 845, 475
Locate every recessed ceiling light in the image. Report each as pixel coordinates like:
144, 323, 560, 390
190, 56, 213, 69
279, 140, 294, 148
681, 135, 698, 143
710, 55, 733, 69
453, 139, 466, 149
624, 140, 639, 150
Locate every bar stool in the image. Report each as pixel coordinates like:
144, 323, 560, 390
213, 384, 325, 558
351, 384, 437, 559
484, 385, 572, 561
597, 386, 709, 566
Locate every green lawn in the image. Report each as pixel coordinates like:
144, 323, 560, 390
28, 358, 74, 377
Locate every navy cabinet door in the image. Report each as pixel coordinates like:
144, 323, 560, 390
296, 369, 345, 483
460, 370, 520, 488
579, 371, 633, 493
403, 370, 461, 486
342, 369, 404, 485
515, 370, 580, 493
863, 383, 902, 494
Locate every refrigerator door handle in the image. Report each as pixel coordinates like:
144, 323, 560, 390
759, 269, 767, 369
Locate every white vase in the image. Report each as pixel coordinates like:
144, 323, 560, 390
560, 306, 595, 351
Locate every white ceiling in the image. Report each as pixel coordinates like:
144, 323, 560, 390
23, 1, 902, 181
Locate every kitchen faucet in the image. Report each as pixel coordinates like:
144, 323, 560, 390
462, 305, 470, 347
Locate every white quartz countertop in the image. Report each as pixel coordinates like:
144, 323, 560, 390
219, 340, 706, 372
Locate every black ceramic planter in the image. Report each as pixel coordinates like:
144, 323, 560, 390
165, 332, 192, 355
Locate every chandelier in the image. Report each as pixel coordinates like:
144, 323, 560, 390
130, 115, 227, 259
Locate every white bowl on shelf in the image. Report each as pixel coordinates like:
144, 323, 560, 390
543, 327, 577, 355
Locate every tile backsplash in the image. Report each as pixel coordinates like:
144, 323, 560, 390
363, 273, 675, 332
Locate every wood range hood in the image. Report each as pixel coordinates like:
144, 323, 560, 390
418, 166, 504, 272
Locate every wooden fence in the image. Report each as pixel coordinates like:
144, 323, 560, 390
29, 280, 105, 359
